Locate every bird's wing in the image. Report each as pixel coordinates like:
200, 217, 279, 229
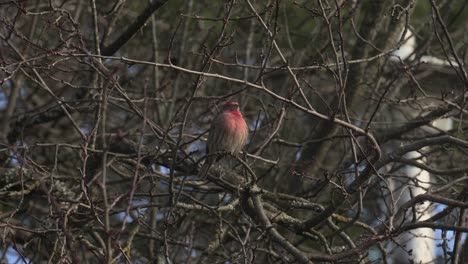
206, 113, 226, 155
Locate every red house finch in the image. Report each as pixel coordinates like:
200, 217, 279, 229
198, 101, 248, 179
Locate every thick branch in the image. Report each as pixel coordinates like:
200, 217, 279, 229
100, 0, 169, 56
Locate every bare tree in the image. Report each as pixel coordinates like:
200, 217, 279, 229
0, 0, 467, 263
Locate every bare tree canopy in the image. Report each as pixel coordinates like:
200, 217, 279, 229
0, 0, 467, 263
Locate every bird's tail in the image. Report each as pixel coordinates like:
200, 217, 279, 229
198, 157, 214, 179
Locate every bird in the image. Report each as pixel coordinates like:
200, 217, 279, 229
198, 101, 248, 179
390, 29, 416, 62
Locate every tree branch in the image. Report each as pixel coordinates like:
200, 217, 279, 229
100, 0, 169, 56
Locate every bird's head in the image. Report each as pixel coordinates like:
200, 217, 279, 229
222, 101, 240, 112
